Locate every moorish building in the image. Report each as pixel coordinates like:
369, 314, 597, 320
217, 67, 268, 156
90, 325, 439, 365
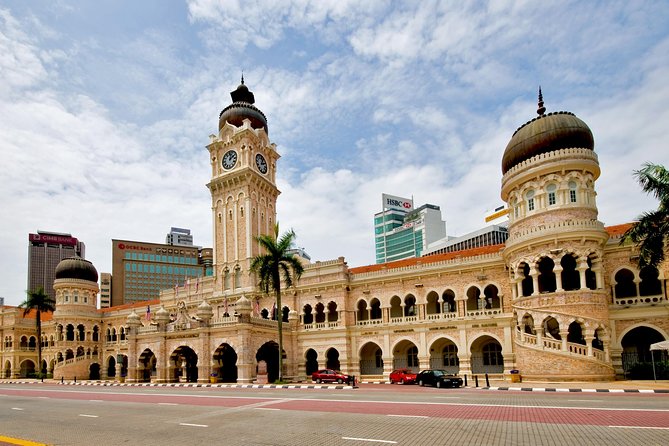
1, 82, 668, 383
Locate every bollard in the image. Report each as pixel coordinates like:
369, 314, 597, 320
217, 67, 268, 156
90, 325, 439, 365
74, 376, 76, 383
464, 374, 468, 387
61, 376, 64, 384
485, 373, 490, 387
475, 375, 479, 387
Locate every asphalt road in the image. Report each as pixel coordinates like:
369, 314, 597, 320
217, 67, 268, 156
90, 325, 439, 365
1, 383, 668, 446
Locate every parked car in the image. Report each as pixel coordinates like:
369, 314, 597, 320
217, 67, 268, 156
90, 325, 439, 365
416, 370, 463, 388
312, 369, 353, 384
389, 368, 418, 384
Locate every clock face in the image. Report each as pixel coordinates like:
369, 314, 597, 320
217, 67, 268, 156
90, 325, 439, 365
255, 153, 268, 174
222, 150, 237, 170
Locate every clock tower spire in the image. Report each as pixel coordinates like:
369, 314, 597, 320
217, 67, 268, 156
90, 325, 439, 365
206, 80, 280, 293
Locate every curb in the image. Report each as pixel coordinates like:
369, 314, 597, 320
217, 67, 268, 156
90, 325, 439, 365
481, 386, 669, 393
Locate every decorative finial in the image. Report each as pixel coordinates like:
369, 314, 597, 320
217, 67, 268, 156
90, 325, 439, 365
241, 71, 245, 85
537, 86, 546, 116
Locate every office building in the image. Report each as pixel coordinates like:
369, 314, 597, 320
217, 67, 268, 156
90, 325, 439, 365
27, 231, 85, 300
110, 239, 204, 307
424, 223, 509, 256
166, 227, 194, 247
374, 194, 446, 263
99, 272, 112, 308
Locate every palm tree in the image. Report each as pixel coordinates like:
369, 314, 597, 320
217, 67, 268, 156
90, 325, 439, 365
622, 163, 669, 268
250, 224, 304, 382
19, 287, 56, 377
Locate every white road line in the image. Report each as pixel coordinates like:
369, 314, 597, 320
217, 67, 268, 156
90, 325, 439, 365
79, 414, 99, 418
11, 407, 24, 411
89, 399, 103, 402
254, 407, 280, 411
158, 402, 178, 406
37, 396, 49, 399
569, 399, 603, 402
434, 396, 461, 399
387, 414, 428, 419
179, 423, 208, 428
609, 426, 669, 430
342, 437, 397, 444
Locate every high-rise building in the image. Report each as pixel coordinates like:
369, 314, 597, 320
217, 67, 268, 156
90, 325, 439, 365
99, 272, 112, 308
27, 231, 85, 300
374, 194, 446, 263
110, 239, 205, 307
166, 227, 194, 247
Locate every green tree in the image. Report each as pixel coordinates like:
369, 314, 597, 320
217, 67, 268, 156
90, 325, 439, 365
250, 224, 304, 382
19, 287, 56, 377
622, 163, 669, 268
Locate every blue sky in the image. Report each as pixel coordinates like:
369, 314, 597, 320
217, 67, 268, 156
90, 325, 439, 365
2, 1, 669, 306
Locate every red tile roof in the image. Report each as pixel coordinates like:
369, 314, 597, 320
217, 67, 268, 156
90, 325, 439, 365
605, 223, 634, 238
98, 299, 161, 313
349, 244, 505, 274
18, 308, 54, 321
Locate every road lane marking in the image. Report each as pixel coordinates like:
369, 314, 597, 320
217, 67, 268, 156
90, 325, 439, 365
179, 423, 208, 428
342, 437, 397, 444
610, 426, 669, 430
434, 396, 461, 399
79, 414, 99, 418
0, 434, 48, 446
569, 399, 603, 402
387, 414, 428, 419
255, 407, 280, 410
36, 396, 49, 399
158, 402, 178, 406
89, 399, 103, 402
11, 407, 24, 410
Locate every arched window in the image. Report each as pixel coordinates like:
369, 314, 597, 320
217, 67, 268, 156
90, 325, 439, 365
520, 263, 533, 296
314, 303, 326, 323
546, 184, 557, 206
614, 269, 636, 298
482, 343, 503, 366
370, 299, 382, 320
223, 268, 230, 290
443, 344, 459, 367
234, 266, 241, 288
407, 346, 419, 368
561, 255, 580, 291
538, 257, 556, 293
357, 300, 368, 321
466, 286, 481, 311
327, 301, 339, 322
568, 181, 578, 203
443, 290, 456, 313
404, 295, 416, 317
639, 266, 662, 296
302, 304, 313, 325
525, 189, 535, 212
483, 285, 500, 309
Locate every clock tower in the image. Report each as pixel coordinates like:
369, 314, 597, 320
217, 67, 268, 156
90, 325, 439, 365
206, 78, 280, 293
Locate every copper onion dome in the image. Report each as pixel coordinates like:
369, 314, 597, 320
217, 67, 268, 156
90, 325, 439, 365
55, 256, 98, 282
218, 76, 268, 134
501, 88, 594, 174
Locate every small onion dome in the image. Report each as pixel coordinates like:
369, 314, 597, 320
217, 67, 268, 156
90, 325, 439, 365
236, 295, 252, 314
55, 256, 98, 282
218, 78, 268, 134
154, 305, 170, 323
501, 90, 594, 174
196, 299, 213, 321
126, 310, 141, 328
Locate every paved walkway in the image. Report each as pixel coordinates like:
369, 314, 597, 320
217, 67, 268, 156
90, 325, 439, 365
3, 378, 669, 393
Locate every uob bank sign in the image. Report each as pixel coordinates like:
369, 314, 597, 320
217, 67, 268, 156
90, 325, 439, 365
382, 193, 413, 212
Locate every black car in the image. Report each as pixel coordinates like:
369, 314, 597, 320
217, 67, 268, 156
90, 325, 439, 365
416, 370, 463, 388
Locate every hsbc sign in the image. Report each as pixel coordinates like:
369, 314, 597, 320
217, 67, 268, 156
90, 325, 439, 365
382, 193, 413, 212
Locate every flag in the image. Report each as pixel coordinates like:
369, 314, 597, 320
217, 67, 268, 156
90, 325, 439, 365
271, 302, 277, 320
145, 305, 151, 321
174, 282, 179, 297
195, 276, 200, 294
186, 277, 190, 294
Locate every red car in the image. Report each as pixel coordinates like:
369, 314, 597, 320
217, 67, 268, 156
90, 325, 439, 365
389, 368, 417, 384
312, 369, 353, 384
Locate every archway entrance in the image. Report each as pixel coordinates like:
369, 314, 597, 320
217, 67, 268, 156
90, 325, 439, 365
621, 326, 667, 379
305, 349, 318, 376
213, 343, 238, 383
256, 342, 283, 383
89, 363, 101, 380
170, 346, 198, 383
471, 336, 504, 374
429, 338, 460, 373
392, 340, 419, 372
326, 348, 340, 370
107, 356, 116, 378
359, 342, 383, 376
138, 349, 157, 382
20, 360, 35, 378
4, 360, 11, 378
